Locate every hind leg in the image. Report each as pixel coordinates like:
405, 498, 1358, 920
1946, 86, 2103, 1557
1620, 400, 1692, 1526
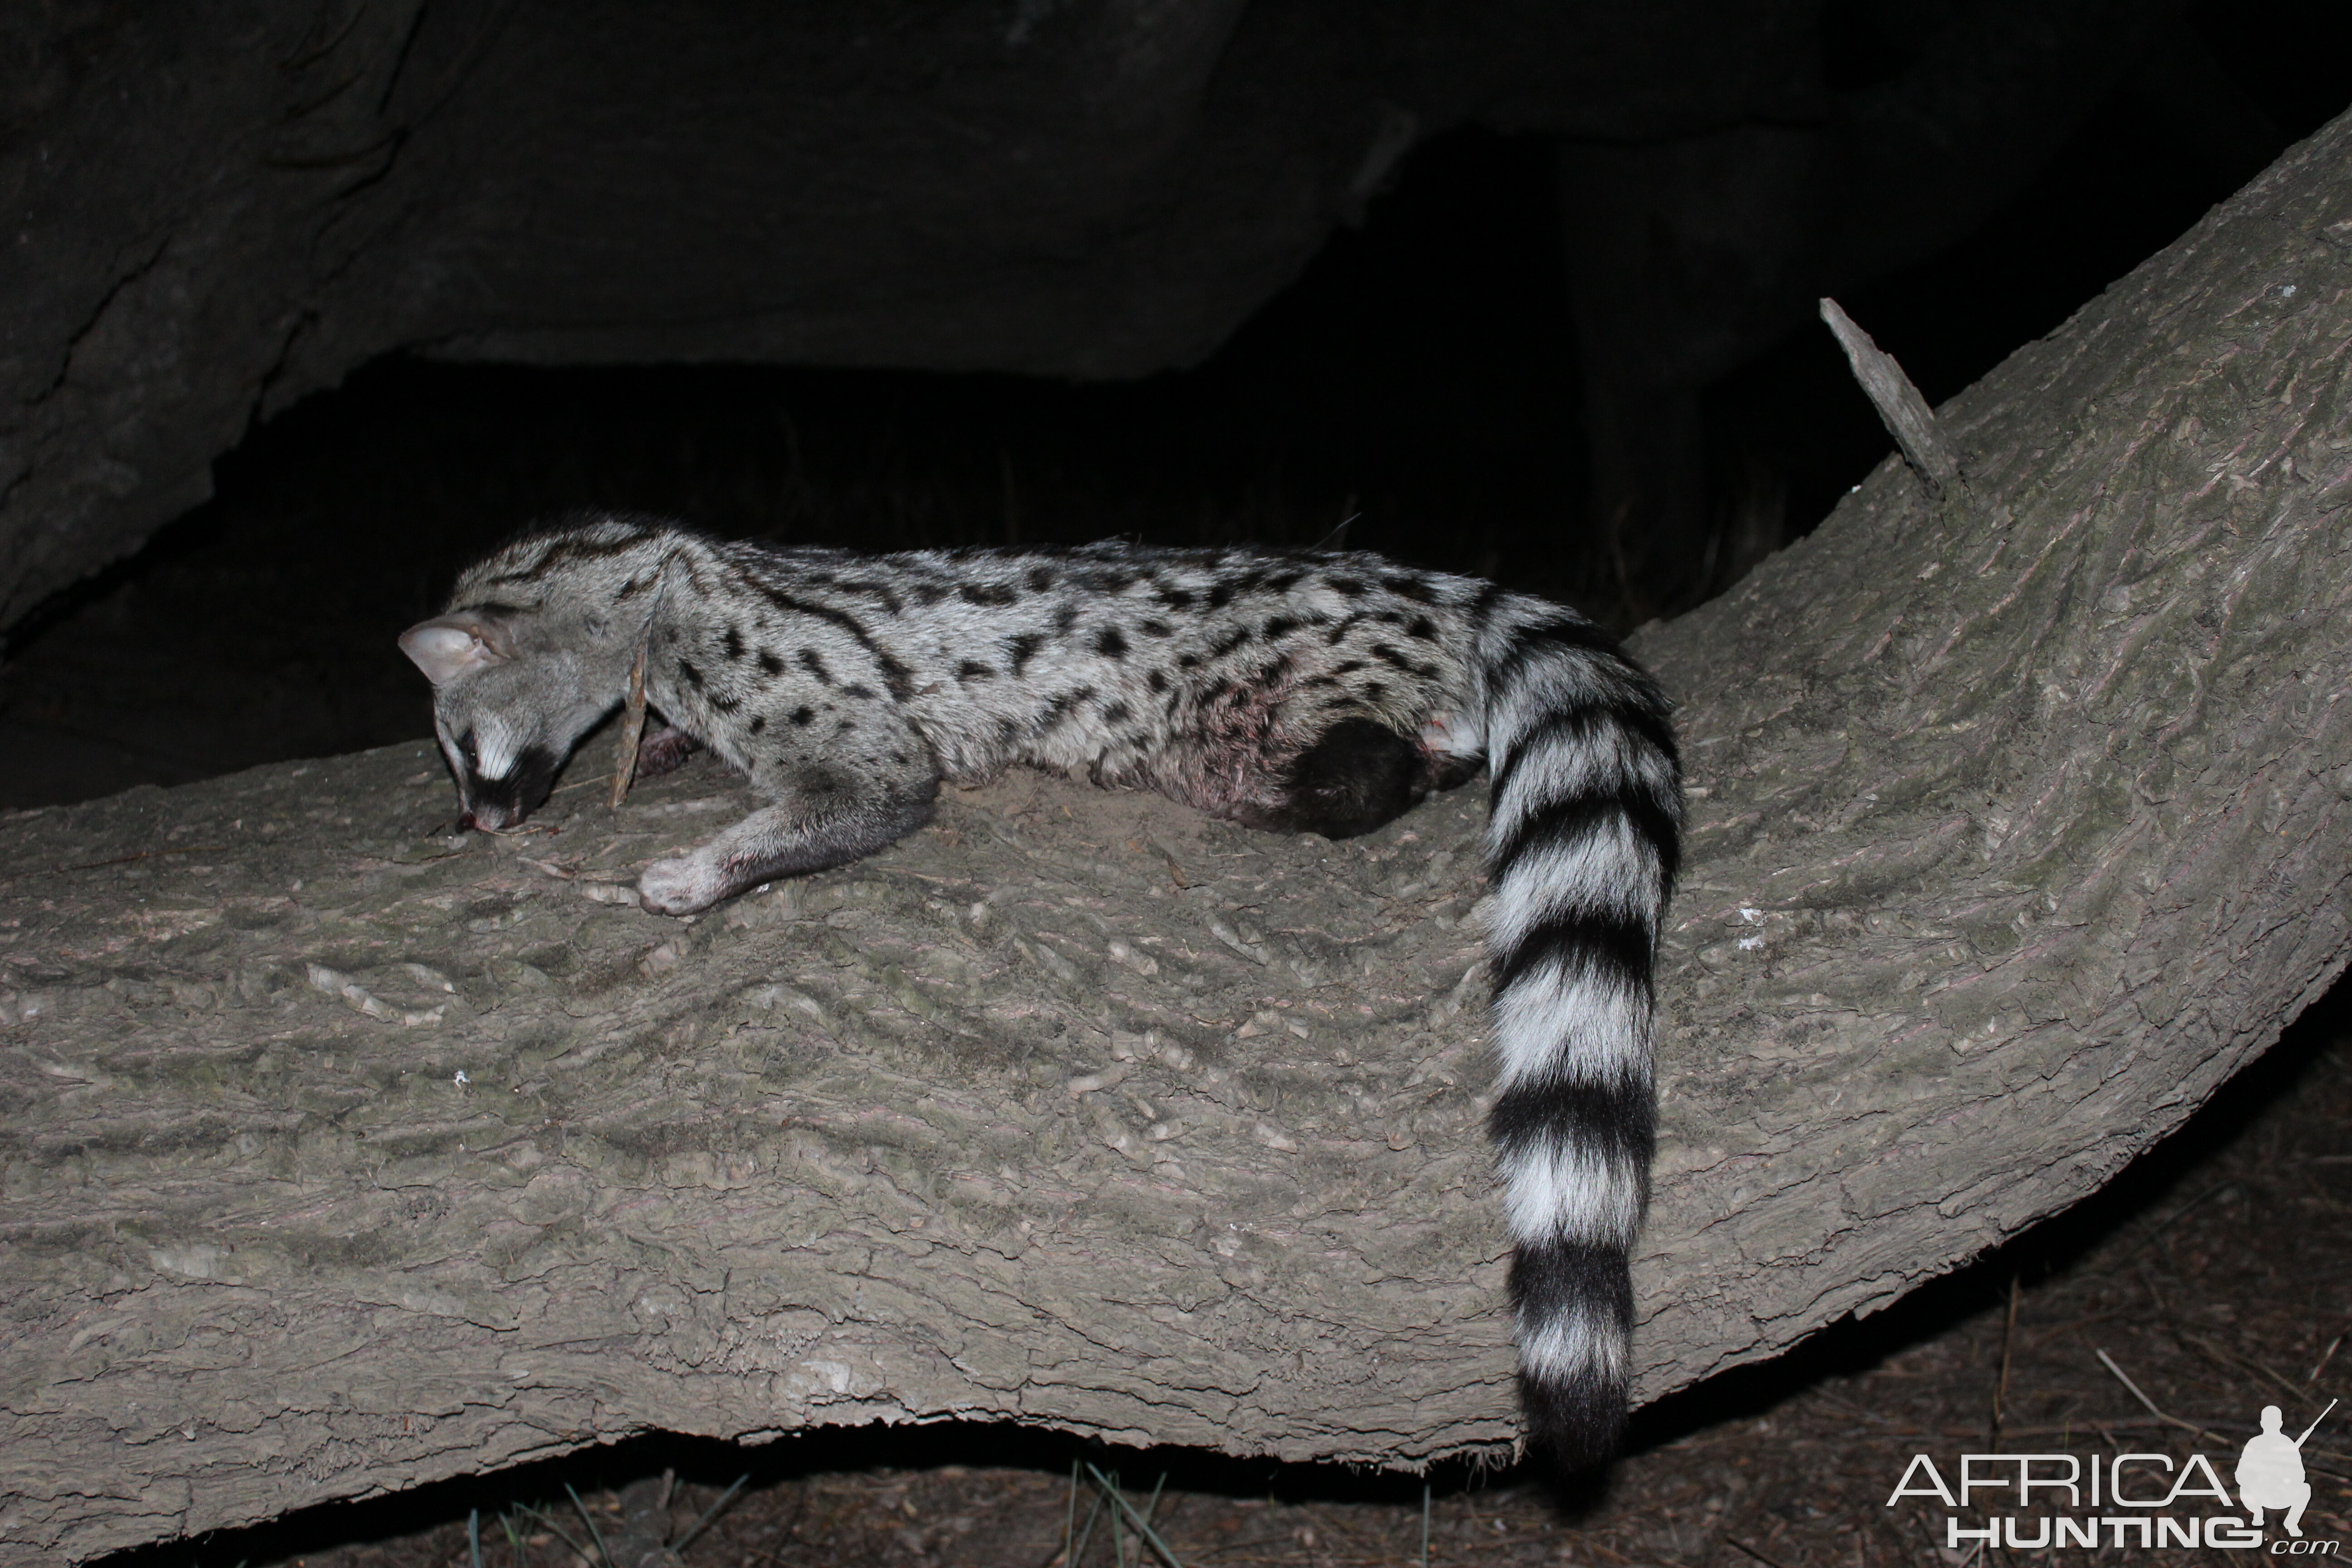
1275, 715, 1425, 838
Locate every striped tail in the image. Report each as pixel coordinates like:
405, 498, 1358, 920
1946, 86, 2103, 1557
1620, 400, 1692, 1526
1475, 602, 1681, 1470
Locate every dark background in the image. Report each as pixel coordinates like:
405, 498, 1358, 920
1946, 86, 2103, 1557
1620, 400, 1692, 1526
1, 0, 2347, 809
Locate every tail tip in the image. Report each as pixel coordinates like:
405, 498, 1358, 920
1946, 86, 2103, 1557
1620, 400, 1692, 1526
1522, 1369, 1628, 1475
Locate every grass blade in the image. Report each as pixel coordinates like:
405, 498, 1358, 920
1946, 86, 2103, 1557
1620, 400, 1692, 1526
1085, 1462, 1187, 1568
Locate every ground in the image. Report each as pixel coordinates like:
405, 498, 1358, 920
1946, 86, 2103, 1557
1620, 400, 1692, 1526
89, 993, 2349, 1568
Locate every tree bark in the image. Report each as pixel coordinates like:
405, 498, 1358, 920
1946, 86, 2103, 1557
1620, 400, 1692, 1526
2, 104, 2349, 1568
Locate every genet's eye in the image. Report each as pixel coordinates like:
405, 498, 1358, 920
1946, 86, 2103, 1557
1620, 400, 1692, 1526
457, 732, 480, 770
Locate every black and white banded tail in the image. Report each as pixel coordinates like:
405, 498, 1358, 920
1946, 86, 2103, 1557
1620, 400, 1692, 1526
1475, 604, 1681, 1469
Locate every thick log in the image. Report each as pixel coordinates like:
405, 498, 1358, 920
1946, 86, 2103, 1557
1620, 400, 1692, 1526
2, 104, 2350, 1568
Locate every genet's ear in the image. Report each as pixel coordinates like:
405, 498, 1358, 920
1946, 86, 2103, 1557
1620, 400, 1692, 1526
398, 612, 517, 686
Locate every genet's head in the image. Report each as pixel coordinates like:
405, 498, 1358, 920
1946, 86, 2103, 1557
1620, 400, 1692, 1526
399, 607, 611, 831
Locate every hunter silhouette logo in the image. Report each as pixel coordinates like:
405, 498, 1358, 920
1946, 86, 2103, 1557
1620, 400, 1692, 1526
2239, 1401, 2335, 1539
1886, 1396, 2340, 1552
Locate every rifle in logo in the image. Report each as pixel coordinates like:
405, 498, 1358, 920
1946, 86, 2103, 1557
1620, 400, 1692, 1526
2238, 1399, 2336, 1538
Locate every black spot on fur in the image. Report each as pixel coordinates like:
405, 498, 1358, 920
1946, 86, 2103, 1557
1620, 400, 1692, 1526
1327, 576, 1366, 597
960, 582, 1019, 607
1008, 633, 1044, 675
839, 579, 903, 613
1027, 564, 1056, 593
799, 648, 832, 684
678, 659, 704, 688
749, 715, 766, 733
745, 581, 914, 701
1158, 588, 1195, 610
1141, 619, 1172, 637
957, 660, 995, 681
1408, 615, 1437, 640
791, 706, 815, 727
1206, 580, 1235, 609
1383, 574, 1434, 603
1266, 570, 1305, 593
723, 626, 745, 660
757, 650, 784, 676
710, 691, 739, 712
1261, 616, 1296, 641
1095, 626, 1128, 660
1040, 687, 1094, 730
842, 683, 877, 700
1148, 669, 1168, 693
1100, 701, 1132, 725
1210, 627, 1250, 658
1055, 604, 1081, 632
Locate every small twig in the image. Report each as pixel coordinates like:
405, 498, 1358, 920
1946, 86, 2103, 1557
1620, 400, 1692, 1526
2095, 1349, 2228, 1441
2184, 1332, 2307, 1403
671, 1472, 750, 1555
1728, 1535, 1805, 1568
2128, 1179, 2242, 1257
554, 771, 624, 796
1990, 1274, 2021, 1447
0, 844, 231, 884
2020, 1307, 2130, 1353
611, 631, 652, 809
2312, 1334, 2343, 1383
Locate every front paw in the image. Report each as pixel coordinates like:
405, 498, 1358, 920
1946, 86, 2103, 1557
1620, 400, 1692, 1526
638, 854, 721, 916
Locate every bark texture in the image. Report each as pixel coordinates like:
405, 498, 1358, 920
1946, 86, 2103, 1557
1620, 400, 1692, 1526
0, 101, 2349, 1568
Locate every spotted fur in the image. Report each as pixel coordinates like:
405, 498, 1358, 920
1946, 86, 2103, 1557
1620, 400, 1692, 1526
399, 514, 1681, 1468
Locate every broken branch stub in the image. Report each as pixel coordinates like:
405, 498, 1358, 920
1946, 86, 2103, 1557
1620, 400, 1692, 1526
1819, 296, 1967, 500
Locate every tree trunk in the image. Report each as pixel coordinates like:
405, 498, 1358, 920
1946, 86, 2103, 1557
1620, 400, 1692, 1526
2, 105, 2349, 1568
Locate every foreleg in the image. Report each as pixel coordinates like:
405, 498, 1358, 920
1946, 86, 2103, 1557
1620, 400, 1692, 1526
638, 740, 938, 916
